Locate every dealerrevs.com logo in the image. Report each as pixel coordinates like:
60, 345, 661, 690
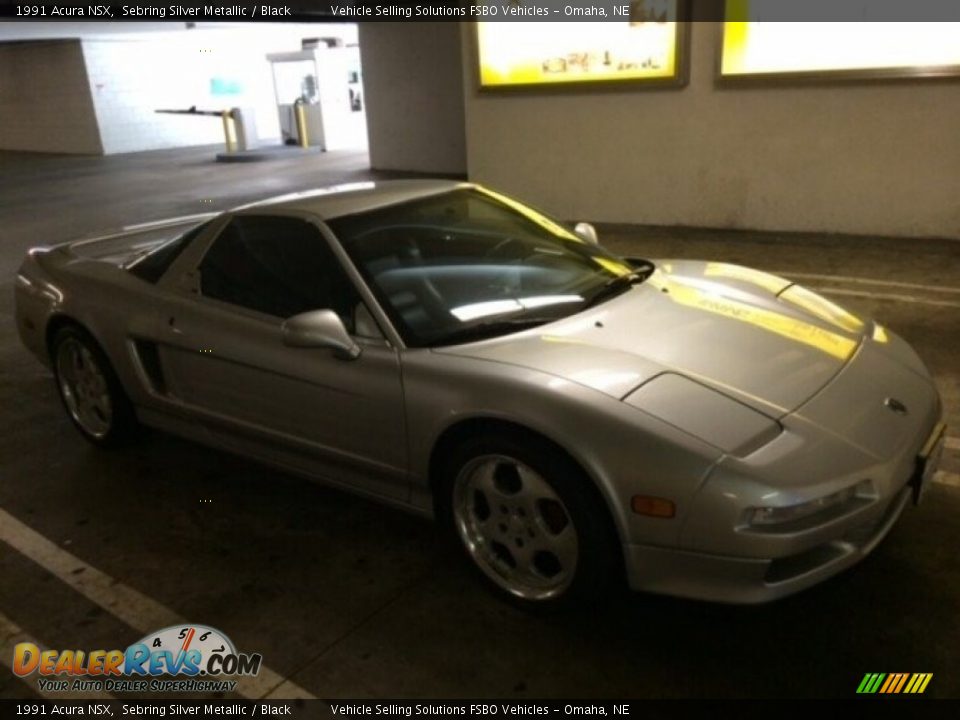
12, 625, 262, 693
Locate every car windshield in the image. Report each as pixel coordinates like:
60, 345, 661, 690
328, 187, 646, 347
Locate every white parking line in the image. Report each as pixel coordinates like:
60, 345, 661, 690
0, 508, 316, 700
0, 610, 116, 700
773, 272, 960, 295
934, 471, 960, 487
806, 286, 960, 309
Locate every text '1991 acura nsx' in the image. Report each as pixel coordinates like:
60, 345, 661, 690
15, 180, 945, 607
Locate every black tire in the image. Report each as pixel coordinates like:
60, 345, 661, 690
50, 324, 140, 448
439, 431, 621, 610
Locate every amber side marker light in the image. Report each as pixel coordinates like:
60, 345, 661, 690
631, 495, 676, 518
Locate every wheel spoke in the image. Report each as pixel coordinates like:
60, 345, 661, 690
72, 346, 85, 375
93, 393, 112, 415
515, 495, 540, 526
472, 507, 496, 535
60, 347, 78, 384
78, 397, 97, 425
473, 460, 524, 500
515, 463, 554, 499
510, 538, 536, 573
471, 461, 501, 497
539, 523, 578, 564
83, 351, 101, 385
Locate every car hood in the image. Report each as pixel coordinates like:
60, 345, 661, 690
435, 260, 869, 417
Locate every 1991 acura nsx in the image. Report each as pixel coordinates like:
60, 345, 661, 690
15, 180, 946, 607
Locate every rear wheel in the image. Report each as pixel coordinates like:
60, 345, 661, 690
443, 434, 619, 609
52, 325, 139, 447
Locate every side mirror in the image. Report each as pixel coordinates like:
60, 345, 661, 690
574, 222, 599, 245
281, 309, 361, 360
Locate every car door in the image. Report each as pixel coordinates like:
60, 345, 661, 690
152, 212, 408, 501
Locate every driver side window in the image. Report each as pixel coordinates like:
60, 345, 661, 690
198, 214, 363, 332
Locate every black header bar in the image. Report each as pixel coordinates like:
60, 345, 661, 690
1, 699, 959, 719
3, 1, 960, 22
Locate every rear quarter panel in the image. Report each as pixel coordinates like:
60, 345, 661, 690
15, 246, 169, 408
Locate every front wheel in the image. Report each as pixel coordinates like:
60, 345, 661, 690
443, 434, 620, 608
52, 325, 139, 447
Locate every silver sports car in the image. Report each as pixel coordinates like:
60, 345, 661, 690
15, 180, 946, 607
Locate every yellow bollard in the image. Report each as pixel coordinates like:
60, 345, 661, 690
221, 110, 236, 153
294, 103, 309, 148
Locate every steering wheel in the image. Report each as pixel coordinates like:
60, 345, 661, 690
398, 238, 451, 322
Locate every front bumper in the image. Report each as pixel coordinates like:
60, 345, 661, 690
624, 415, 946, 603
624, 483, 912, 603
621, 329, 945, 604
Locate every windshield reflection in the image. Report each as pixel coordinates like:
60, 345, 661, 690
451, 295, 584, 322
329, 188, 643, 347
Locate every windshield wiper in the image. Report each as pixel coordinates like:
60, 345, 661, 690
584, 268, 651, 309
434, 317, 555, 346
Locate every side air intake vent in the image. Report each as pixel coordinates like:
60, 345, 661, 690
132, 340, 167, 395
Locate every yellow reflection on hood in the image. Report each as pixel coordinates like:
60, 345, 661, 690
704, 263, 791, 295
649, 273, 858, 361
540, 334, 591, 346
778, 284, 865, 335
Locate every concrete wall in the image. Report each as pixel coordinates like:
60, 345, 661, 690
360, 23, 466, 175
0, 40, 102, 154
81, 37, 224, 155
463, 22, 960, 239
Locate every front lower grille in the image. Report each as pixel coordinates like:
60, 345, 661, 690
765, 543, 847, 584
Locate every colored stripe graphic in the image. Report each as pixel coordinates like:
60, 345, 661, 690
858, 673, 933, 694
884, 673, 906, 693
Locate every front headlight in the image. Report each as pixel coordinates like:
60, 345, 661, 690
748, 480, 873, 527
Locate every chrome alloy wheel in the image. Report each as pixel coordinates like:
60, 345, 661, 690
453, 454, 579, 600
55, 337, 113, 439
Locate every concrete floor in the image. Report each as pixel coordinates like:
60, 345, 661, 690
1, 146, 959, 700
